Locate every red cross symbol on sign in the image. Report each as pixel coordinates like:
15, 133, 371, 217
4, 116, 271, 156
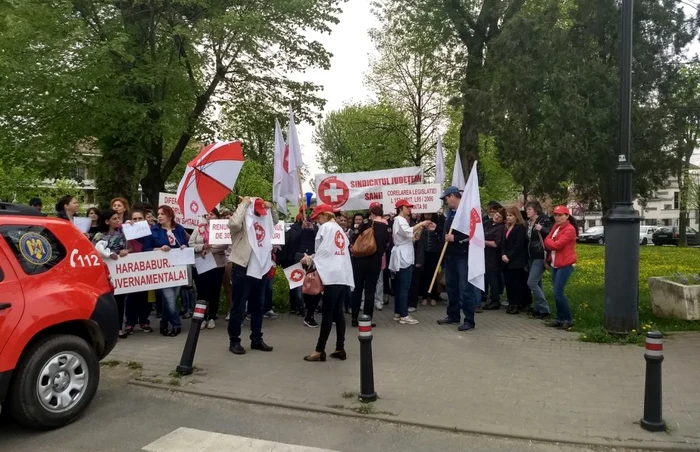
318, 177, 350, 209
190, 201, 200, 214
290, 269, 304, 282
254, 223, 265, 246
334, 230, 346, 250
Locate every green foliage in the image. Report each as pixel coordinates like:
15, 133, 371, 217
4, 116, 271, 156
314, 103, 414, 173
220, 160, 273, 211
272, 268, 290, 313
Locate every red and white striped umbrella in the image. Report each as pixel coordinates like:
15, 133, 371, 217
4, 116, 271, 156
176, 141, 245, 220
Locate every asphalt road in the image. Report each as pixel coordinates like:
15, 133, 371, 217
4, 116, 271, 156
0, 366, 637, 452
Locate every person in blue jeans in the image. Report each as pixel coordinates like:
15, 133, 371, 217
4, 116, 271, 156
525, 201, 552, 318
543, 205, 578, 329
436, 186, 477, 331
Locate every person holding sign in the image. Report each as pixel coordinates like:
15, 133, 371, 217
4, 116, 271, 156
226, 197, 278, 356
92, 208, 132, 339
300, 204, 354, 362
189, 208, 228, 330
124, 209, 155, 334
151, 205, 190, 337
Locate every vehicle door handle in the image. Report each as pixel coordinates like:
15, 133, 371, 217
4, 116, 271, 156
0, 303, 11, 311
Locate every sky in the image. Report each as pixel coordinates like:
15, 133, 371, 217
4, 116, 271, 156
293, 2, 700, 191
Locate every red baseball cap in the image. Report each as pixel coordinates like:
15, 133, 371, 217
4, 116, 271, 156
369, 202, 381, 209
552, 205, 570, 215
310, 204, 334, 220
395, 199, 414, 209
253, 198, 268, 216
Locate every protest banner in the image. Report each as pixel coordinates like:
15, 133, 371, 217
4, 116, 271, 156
208, 219, 231, 245
314, 167, 423, 211
272, 221, 285, 245
106, 250, 190, 295
158, 192, 200, 229
381, 184, 442, 214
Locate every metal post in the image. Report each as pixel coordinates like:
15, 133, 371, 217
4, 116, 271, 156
603, 0, 640, 334
176, 301, 207, 375
358, 315, 377, 402
641, 331, 666, 432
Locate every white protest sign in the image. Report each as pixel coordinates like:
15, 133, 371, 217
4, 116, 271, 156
122, 220, 152, 240
283, 263, 306, 289
168, 247, 195, 266
272, 221, 285, 245
158, 192, 200, 230
194, 252, 217, 274
106, 250, 190, 295
73, 217, 92, 233
208, 220, 231, 245
314, 167, 424, 211
381, 184, 442, 214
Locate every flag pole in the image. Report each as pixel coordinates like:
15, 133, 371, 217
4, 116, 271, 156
428, 226, 452, 294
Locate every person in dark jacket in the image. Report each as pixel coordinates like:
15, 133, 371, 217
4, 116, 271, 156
501, 206, 529, 315
525, 201, 552, 319
436, 186, 478, 332
351, 204, 391, 326
124, 208, 154, 334
286, 211, 319, 323
418, 212, 443, 306
483, 207, 506, 310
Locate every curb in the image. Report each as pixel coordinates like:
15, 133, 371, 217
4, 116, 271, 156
128, 380, 700, 452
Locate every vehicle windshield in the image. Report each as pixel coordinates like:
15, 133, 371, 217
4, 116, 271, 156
584, 226, 603, 234
656, 227, 672, 233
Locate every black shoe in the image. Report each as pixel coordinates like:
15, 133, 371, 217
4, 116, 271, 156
506, 307, 520, 315
304, 318, 319, 328
458, 323, 475, 332
557, 321, 573, 330
437, 316, 460, 325
251, 341, 273, 352
229, 343, 246, 355
169, 328, 181, 337
475, 305, 483, 313
304, 351, 326, 362
351, 318, 359, 327
532, 312, 551, 320
329, 349, 347, 360
483, 302, 501, 310
545, 319, 563, 328
160, 327, 170, 336
118, 330, 128, 339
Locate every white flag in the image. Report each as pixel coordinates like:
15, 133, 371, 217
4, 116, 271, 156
451, 161, 485, 291
280, 107, 303, 206
283, 263, 306, 289
451, 151, 465, 189
272, 119, 288, 215
435, 135, 446, 187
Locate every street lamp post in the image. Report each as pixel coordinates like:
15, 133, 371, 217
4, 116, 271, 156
603, 0, 640, 334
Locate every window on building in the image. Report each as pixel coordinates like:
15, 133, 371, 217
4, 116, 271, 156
645, 219, 657, 226
673, 192, 679, 210
588, 220, 596, 228
662, 219, 672, 226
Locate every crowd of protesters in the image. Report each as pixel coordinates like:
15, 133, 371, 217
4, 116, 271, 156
34, 185, 578, 361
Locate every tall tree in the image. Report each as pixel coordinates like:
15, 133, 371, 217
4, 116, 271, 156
314, 103, 414, 173
0, 0, 342, 206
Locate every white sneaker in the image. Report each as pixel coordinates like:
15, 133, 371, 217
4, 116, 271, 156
400, 315, 419, 325
408, 307, 416, 313
207, 319, 216, 329
200, 320, 207, 330
225, 313, 230, 321
393, 314, 400, 321
375, 303, 383, 311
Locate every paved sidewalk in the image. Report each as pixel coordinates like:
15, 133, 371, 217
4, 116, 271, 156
108, 304, 700, 450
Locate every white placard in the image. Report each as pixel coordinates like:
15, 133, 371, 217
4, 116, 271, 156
272, 221, 285, 245
122, 220, 152, 240
158, 192, 201, 230
168, 247, 195, 266
381, 183, 442, 214
194, 252, 217, 274
73, 217, 92, 233
105, 250, 190, 295
314, 167, 423, 211
283, 263, 306, 289
208, 220, 232, 245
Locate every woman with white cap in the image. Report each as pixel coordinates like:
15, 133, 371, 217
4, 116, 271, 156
389, 199, 433, 325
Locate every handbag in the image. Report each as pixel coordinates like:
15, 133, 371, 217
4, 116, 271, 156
302, 265, 324, 295
537, 231, 552, 270
351, 224, 377, 257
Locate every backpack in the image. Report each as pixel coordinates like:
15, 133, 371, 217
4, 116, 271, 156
351, 224, 377, 257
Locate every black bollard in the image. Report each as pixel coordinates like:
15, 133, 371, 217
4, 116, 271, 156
641, 330, 666, 432
358, 315, 377, 402
176, 300, 207, 376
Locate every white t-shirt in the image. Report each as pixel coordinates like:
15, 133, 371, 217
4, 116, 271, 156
314, 221, 354, 289
389, 215, 414, 272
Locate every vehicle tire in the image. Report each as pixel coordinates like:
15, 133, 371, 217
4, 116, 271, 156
641, 238, 647, 246
597, 238, 604, 245
7, 334, 99, 430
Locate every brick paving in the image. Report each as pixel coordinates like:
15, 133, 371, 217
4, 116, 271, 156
108, 302, 700, 450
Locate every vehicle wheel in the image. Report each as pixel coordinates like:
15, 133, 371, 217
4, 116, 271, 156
597, 238, 604, 245
7, 334, 99, 429
641, 238, 647, 246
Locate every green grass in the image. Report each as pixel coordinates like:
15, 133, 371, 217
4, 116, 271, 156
552, 245, 700, 342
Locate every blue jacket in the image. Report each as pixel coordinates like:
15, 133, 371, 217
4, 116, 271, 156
151, 224, 189, 249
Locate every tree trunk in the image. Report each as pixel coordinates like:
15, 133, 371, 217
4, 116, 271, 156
678, 156, 691, 247
95, 137, 141, 208
458, 44, 485, 172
